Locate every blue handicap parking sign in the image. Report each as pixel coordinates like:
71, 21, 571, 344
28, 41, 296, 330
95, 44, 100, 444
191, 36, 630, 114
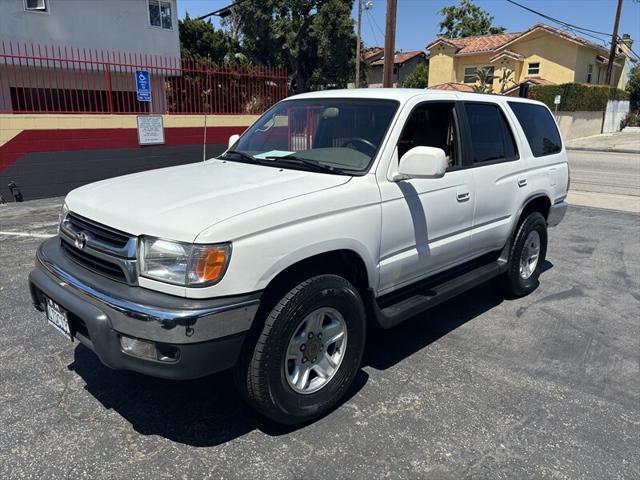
136, 70, 151, 102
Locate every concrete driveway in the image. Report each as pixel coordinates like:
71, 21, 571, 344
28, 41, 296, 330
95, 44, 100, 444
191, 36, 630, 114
1, 198, 638, 479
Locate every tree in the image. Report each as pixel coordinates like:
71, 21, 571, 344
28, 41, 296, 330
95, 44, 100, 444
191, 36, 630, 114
498, 68, 514, 94
626, 66, 640, 111
402, 63, 429, 88
438, 0, 506, 39
179, 13, 237, 62
472, 67, 493, 93
232, 0, 356, 93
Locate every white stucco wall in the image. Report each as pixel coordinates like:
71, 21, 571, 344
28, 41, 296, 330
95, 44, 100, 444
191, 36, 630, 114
1, 0, 180, 59
556, 111, 604, 140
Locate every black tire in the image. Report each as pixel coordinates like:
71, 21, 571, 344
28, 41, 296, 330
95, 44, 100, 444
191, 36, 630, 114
234, 274, 366, 425
501, 211, 548, 298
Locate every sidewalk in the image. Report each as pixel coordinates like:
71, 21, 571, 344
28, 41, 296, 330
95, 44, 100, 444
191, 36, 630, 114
566, 130, 640, 154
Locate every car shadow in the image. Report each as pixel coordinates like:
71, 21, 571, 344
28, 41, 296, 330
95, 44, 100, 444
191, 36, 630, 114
69, 345, 369, 446
363, 280, 504, 371
68, 261, 553, 447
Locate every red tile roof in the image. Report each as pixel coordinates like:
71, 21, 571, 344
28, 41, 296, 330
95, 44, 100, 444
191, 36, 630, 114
503, 76, 556, 95
427, 23, 609, 56
446, 32, 522, 55
371, 50, 426, 66
364, 47, 384, 61
427, 82, 475, 92
490, 49, 525, 62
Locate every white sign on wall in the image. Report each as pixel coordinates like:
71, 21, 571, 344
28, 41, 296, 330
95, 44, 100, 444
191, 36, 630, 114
137, 115, 165, 145
554, 95, 561, 105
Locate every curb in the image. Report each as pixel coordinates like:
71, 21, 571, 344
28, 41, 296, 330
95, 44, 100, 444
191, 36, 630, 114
566, 147, 640, 154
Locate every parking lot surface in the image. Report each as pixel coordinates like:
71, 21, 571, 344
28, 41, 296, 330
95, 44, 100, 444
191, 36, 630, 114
1, 199, 639, 479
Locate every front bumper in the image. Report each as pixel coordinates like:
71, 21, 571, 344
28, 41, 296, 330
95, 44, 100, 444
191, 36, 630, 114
29, 237, 260, 380
547, 200, 567, 227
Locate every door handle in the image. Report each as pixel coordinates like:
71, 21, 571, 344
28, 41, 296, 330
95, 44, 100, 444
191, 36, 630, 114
517, 177, 527, 187
456, 191, 470, 202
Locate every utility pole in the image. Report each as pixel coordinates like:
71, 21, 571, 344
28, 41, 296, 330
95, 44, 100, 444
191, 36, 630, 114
605, 0, 623, 86
383, 0, 397, 88
355, 0, 363, 88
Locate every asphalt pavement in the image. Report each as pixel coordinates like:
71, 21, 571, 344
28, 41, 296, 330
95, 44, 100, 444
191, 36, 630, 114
0, 198, 638, 479
567, 150, 640, 212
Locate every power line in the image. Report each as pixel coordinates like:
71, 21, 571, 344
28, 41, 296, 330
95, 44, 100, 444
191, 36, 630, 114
364, 9, 381, 46
505, 0, 614, 39
367, 7, 386, 43
619, 36, 640, 62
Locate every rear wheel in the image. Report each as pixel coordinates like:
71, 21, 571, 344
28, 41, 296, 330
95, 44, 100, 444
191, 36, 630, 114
234, 274, 366, 425
501, 212, 548, 297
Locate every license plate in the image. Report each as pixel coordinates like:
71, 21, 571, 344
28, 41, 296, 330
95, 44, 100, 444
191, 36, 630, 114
45, 297, 72, 341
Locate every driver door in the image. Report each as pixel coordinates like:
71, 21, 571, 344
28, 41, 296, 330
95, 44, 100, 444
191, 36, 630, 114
378, 101, 475, 294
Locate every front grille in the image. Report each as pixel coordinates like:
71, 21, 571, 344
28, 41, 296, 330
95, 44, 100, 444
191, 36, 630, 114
66, 213, 130, 249
60, 212, 137, 284
61, 240, 128, 282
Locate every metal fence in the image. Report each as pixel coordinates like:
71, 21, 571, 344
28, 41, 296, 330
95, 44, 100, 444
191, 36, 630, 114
0, 39, 288, 115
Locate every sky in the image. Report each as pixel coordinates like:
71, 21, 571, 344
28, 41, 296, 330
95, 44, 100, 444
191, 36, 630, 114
178, 0, 640, 54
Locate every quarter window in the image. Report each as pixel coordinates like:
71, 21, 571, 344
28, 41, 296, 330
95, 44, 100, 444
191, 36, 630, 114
24, 0, 47, 11
464, 103, 518, 164
149, 0, 172, 29
527, 62, 540, 75
508, 102, 562, 157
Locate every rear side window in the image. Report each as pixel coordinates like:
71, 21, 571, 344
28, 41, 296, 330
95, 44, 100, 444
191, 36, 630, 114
508, 102, 562, 157
463, 103, 518, 164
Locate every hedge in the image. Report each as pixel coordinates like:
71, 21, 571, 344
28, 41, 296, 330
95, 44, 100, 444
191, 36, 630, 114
529, 83, 629, 112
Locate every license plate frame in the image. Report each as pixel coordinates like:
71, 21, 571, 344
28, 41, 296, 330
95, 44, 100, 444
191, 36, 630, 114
45, 297, 72, 341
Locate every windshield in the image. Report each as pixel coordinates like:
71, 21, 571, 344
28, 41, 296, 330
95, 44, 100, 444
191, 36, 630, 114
226, 98, 399, 174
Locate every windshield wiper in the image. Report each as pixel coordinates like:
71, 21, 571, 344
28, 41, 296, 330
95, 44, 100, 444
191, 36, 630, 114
263, 155, 349, 175
219, 150, 258, 163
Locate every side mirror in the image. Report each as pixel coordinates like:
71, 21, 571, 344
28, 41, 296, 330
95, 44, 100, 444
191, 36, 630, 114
228, 134, 240, 149
394, 146, 447, 181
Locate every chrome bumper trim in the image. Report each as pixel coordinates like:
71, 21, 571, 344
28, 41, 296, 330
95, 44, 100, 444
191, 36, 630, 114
547, 200, 567, 227
35, 242, 259, 344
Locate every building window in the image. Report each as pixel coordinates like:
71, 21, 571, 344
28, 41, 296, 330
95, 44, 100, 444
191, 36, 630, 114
24, 0, 47, 11
527, 62, 540, 75
149, 0, 172, 29
464, 66, 494, 84
464, 67, 477, 83
587, 64, 593, 83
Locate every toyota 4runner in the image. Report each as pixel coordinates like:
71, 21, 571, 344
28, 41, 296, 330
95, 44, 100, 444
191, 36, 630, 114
30, 89, 568, 424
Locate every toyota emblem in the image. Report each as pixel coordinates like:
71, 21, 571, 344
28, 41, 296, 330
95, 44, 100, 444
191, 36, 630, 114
74, 232, 88, 250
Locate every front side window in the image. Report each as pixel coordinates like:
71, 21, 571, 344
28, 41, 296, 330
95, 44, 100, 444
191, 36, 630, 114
24, 0, 47, 11
397, 102, 461, 170
149, 0, 172, 29
508, 102, 562, 157
528, 62, 540, 75
464, 103, 518, 164
227, 99, 399, 175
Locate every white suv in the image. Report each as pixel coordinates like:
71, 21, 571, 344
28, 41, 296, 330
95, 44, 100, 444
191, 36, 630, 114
30, 89, 568, 424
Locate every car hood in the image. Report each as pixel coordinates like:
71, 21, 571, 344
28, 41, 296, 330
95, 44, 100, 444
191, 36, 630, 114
65, 159, 351, 242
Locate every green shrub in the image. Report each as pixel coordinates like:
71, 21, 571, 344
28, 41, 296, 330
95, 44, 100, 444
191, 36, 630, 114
529, 83, 629, 112
621, 112, 640, 129
402, 64, 429, 89
626, 66, 640, 111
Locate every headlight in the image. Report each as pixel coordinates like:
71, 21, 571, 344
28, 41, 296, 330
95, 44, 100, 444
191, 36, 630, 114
138, 237, 231, 287
58, 202, 69, 232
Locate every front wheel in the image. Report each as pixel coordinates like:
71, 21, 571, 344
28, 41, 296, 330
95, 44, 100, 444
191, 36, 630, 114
501, 211, 548, 297
234, 274, 366, 425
